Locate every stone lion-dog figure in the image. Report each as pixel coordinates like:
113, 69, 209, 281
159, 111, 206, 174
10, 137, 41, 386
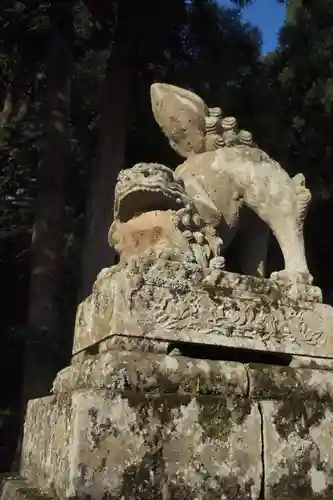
150, 82, 313, 285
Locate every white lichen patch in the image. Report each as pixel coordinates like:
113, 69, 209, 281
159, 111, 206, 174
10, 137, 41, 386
196, 360, 211, 374
69, 391, 150, 500
164, 398, 204, 488
309, 467, 327, 494
162, 355, 180, 372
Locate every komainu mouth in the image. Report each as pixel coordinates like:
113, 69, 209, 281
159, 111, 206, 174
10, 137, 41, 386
113, 162, 188, 223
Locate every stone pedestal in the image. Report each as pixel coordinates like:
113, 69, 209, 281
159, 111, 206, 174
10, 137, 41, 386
19, 351, 262, 500
3, 349, 333, 500
3, 267, 333, 500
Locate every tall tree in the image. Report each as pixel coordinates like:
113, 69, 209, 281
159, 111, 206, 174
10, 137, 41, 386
79, 0, 129, 299
23, 0, 74, 401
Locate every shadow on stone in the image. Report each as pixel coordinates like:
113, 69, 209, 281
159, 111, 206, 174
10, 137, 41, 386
167, 342, 292, 366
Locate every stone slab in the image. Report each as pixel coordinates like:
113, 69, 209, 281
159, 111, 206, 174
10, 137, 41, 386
19, 348, 333, 500
73, 262, 332, 359
54, 349, 248, 397
21, 389, 262, 500
58, 349, 333, 406
261, 400, 333, 499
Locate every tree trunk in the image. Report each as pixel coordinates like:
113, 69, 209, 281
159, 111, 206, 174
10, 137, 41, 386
22, 0, 74, 405
78, 7, 134, 301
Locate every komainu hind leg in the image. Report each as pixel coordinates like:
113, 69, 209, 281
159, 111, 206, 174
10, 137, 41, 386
270, 174, 313, 284
259, 208, 313, 284
245, 174, 313, 285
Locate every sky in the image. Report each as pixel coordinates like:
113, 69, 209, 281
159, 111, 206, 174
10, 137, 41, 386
219, 0, 286, 54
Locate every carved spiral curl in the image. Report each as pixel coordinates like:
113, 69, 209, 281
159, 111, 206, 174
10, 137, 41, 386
203, 108, 254, 150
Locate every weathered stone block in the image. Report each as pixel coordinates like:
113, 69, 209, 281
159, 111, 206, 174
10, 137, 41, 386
69, 391, 261, 500
20, 352, 262, 500
261, 399, 333, 499
20, 395, 73, 499
20, 349, 333, 500
53, 349, 249, 398
290, 355, 333, 371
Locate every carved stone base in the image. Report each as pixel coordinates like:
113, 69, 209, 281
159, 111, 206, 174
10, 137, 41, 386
73, 261, 332, 360
11, 349, 333, 500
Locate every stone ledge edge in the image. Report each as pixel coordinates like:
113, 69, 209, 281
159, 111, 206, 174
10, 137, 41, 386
0, 475, 56, 500
52, 349, 333, 402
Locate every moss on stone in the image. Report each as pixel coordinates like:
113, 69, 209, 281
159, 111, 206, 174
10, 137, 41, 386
198, 396, 232, 440
178, 370, 225, 396
248, 365, 299, 400
15, 488, 54, 500
119, 449, 165, 500
269, 453, 333, 500
216, 286, 233, 297
153, 372, 179, 394
273, 394, 333, 440
198, 395, 252, 440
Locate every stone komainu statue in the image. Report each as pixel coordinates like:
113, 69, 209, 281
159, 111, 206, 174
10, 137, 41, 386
150, 83, 313, 285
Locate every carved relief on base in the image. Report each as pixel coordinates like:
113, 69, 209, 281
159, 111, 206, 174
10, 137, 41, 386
73, 257, 331, 359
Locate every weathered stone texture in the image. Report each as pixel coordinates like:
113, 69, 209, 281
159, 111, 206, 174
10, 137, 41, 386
0, 475, 54, 500
70, 391, 261, 500
20, 387, 262, 500
19, 350, 333, 500
20, 396, 72, 499
151, 82, 313, 285
248, 364, 333, 401
54, 350, 248, 397
262, 400, 333, 499
290, 355, 333, 371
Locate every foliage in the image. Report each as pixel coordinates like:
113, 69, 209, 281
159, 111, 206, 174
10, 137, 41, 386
268, 1, 333, 183
0, 1, 50, 237
263, 0, 333, 296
